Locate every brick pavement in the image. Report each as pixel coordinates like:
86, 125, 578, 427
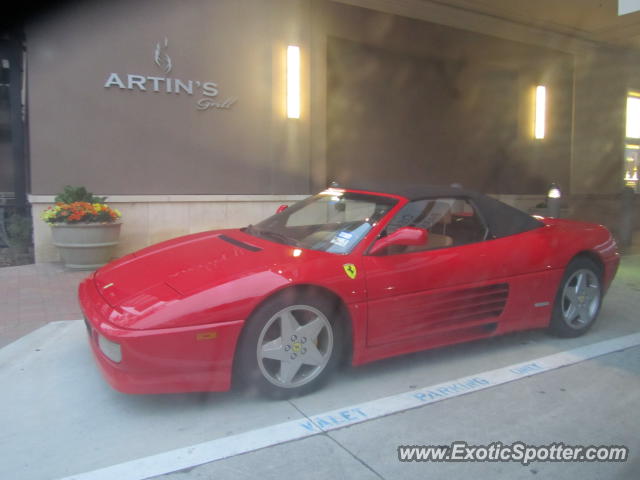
0, 263, 88, 348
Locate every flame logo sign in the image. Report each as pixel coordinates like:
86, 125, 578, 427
154, 37, 172, 74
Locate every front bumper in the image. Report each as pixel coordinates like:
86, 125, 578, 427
79, 277, 245, 394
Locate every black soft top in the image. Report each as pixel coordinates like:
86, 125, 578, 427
346, 183, 544, 238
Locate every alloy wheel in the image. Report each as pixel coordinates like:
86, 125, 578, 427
560, 268, 601, 329
256, 305, 334, 388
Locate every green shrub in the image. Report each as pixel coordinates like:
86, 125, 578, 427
54, 185, 107, 204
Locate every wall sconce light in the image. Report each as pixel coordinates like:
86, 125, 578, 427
287, 45, 301, 119
534, 85, 546, 139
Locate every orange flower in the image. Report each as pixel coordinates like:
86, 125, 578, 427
42, 199, 121, 224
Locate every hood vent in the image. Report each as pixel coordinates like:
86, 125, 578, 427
218, 234, 262, 252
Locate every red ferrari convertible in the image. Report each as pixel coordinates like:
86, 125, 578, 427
79, 185, 619, 397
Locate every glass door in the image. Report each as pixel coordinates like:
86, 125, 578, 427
0, 38, 26, 250
0, 39, 25, 207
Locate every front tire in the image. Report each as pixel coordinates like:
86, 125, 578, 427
548, 258, 602, 338
236, 294, 343, 398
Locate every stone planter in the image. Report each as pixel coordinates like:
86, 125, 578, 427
50, 223, 121, 270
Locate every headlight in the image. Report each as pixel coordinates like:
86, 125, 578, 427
98, 334, 122, 363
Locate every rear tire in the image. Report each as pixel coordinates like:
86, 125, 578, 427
548, 258, 602, 338
236, 293, 344, 399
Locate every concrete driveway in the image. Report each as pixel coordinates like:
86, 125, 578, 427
1, 256, 639, 480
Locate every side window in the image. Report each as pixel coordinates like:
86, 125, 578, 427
383, 198, 488, 253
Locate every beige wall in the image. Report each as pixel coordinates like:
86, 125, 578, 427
30, 194, 306, 262
31, 191, 638, 262
29, 192, 549, 263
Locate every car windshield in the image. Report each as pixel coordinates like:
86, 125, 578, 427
245, 190, 398, 254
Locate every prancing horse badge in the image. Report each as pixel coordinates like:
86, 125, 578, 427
343, 263, 357, 279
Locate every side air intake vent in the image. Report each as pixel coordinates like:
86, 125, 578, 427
218, 235, 262, 252
366, 283, 509, 347
426, 283, 509, 329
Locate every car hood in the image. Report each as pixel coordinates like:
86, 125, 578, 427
94, 229, 290, 311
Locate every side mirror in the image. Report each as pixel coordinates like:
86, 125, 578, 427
369, 227, 427, 255
276, 204, 289, 214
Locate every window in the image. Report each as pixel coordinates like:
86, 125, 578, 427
625, 92, 640, 191
382, 197, 488, 254
626, 93, 640, 139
